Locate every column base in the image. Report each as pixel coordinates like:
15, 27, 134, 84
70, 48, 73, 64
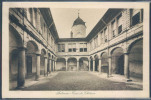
125, 79, 132, 82
16, 86, 26, 89
107, 74, 113, 78
35, 75, 40, 81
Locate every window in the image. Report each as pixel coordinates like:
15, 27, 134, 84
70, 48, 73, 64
117, 14, 122, 34
132, 12, 140, 26
90, 41, 92, 50
68, 43, 76, 52
104, 28, 108, 42
131, 9, 142, 26
94, 35, 98, 48
111, 20, 116, 38
100, 31, 104, 44
58, 44, 65, 52
29, 8, 33, 24
51, 37, 53, 46
79, 43, 87, 52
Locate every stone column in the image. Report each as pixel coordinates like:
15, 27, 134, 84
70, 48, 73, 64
108, 56, 112, 77
17, 47, 26, 88
55, 60, 57, 71
99, 58, 102, 74
93, 59, 95, 72
66, 60, 68, 71
124, 53, 129, 79
77, 60, 79, 71
52, 60, 55, 72
49, 59, 51, 73
35, 52, 41, 81
89, 59, 91, 71
44, 56, 48, 76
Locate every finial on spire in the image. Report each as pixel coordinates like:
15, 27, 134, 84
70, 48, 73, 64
78, 9, 80, 18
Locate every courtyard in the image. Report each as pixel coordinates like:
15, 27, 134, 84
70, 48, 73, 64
21, 71, 142, 90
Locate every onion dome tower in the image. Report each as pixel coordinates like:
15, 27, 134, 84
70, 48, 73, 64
71, 10, 86, 38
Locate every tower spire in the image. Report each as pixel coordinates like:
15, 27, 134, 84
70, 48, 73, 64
78, 9, 80, 18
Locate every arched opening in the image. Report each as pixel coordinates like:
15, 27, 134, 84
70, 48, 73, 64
90, 56, 93, 71
128, 39, 143, 81
79, 57, 89, 71
26, 41, 39, 78
101, 52, 108, 73
111, 47, 124, 75
40, 49, 46, 75
56, 58, 66, 71
9, 25, 23, 89
94, 55, 99, 71
67, 57, 77, 71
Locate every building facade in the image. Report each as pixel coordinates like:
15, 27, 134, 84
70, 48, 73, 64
9, 8, 143, 89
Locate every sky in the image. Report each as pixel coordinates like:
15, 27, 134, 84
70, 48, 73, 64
50, 8, 108, 38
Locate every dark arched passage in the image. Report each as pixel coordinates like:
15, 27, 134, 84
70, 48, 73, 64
56, 58, 66, 71
128, 39, 143, 81
101, 52, 108, 73
111, 47, 124, 75
67, 57, 77, 71
79, 57, 89, 71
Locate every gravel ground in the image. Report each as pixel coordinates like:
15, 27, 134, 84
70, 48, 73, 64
22, 71, 142, 90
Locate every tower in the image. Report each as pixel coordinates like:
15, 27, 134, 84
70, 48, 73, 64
71, 10, 86, 38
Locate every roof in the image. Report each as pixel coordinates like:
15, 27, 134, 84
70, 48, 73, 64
39, 8, 59, 42
57, 38, 87, 42
73, 16, 86, 26
86, 9, 124, 41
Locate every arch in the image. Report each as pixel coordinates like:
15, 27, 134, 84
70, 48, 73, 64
100, 52, 108, 73
90, 56, 93, 71
48, 53, 51, 57
67, 57, 77, 71
128, 38, 143, 81
56, 58, 66, 71
110, 47, 124, 55
25, 40, 39, 77
26, 40, 39, 52
41, 48, 47, 55
9, 25, 23, 89
79, 57, 89, 71
111, 47, 124, 75
9, 25, 23, 53
94, 54, 99, 71
128, 38, 143, 53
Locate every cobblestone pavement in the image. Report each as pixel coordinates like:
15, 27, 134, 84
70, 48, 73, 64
22, 71, 142, 90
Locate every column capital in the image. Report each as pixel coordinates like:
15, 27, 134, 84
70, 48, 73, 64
35, 51, 41, 56
44, 56, 48, 59
18, 47, 27, 51
108, 56, 112, 58
124, 52, 129, 55
99, 58, 102, 60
